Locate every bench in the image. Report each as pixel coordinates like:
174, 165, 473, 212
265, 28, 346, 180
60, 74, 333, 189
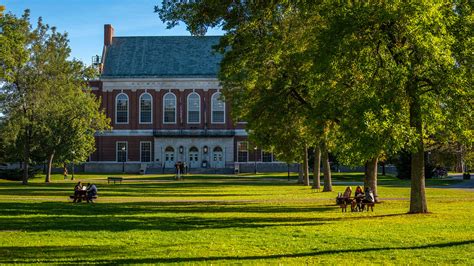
69, 195, 98, 203
107, 176, 123, 184
339, 199, 375, 212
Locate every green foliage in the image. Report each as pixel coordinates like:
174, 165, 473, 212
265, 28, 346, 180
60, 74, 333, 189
0, 11, 110, 183
157, 1, 473, 212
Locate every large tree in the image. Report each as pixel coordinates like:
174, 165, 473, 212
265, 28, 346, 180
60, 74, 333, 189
309, 2, 473, 212
157, 1, 473, 213
0, 10, 109, 184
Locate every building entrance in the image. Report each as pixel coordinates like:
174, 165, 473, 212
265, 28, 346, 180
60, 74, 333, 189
212, 146, 224, 168
189, 147, 200, 168
164, 146, 175, 168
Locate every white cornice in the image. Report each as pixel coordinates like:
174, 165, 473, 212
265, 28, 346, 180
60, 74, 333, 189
101, 78, 221, 92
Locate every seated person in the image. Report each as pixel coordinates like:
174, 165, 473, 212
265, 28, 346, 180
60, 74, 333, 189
336, 186, 352, 204
73, 182, 83, 203
86, 183, 98, 203
362, 187, 375, 204
353, 186, 364, 210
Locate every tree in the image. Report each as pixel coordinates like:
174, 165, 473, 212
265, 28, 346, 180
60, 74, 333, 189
157, 1, 472, 213
309, 2, 473, 212
0, 10, 109, 184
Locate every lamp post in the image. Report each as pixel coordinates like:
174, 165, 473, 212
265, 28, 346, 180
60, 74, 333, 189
121, 146, 126, 173
254, 146, 257, 174
71, 151, 75, 180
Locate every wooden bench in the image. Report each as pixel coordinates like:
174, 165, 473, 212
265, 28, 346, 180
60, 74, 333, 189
69, 195, 98, 202
107, 176, 123, 184
338, 198, 376, 212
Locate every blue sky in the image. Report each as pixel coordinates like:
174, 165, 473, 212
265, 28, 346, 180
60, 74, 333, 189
3, 0, 223, 65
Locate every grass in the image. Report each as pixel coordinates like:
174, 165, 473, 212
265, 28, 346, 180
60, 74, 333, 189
0, 172, 473, 264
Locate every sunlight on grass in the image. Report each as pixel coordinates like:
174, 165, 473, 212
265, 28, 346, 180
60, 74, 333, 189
0, 173, 472, 264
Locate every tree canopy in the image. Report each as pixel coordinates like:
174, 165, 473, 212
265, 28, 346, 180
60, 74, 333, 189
157, 1, 473, 213
0, 10, 110, 183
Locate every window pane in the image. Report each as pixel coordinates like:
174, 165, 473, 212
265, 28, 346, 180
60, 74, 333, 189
262, 151, 273, 162
188, 111, 199, 123
116, 94, 128, 123
117, 142, 127, 162
141, 142, 151, 162
212, 111, 224, 123
212, 93, 225, 123
188, 93, 200, 123
237, 141, 248, 162
140, 94, 152, 123
164, 93, 176, 123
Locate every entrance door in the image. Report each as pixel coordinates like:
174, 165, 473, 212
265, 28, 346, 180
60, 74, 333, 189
189, 147, 200, 168
212, 146, 224, 168
164, 146, 175, 168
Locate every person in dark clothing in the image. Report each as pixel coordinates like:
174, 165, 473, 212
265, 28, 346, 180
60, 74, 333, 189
86, 183, 98, 203
73, 182, 83, 203
353, 186, 364, 211
362, 187, 375, 203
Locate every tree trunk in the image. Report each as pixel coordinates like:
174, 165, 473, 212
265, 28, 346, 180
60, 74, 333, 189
22, 133, 30, 185
303, 144, 310, 186
45, 152, 54, 183
409, 92, 428, 213
321, 141, 332, 192
313, 146, 321, 189
363, 162, 369, 188
366, 156, 379, 202
298, 163, 304, 184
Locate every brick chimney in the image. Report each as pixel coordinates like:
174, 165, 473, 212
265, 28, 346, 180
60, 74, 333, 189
104, 24, 114, 46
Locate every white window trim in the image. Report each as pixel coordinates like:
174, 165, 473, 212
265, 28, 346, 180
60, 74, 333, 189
140, 141, 152, 162
237, 141, 249, 162
139, 92, 153, 124
115, 93, 129, 124
163, 92, 177, 124
211, 92, 226, 124
261, 150, 273, 162
187, 92, 201, 124
116, 141, 128, 162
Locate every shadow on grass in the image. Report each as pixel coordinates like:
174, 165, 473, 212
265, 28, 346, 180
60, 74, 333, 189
1, 240, 472, 264
0, 201, 334, 232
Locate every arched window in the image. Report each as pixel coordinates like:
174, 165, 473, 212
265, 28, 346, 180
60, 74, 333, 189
187, 92, 200, 123
115, 93, 129, 124
163, 92, 176, 123
213, 146, 223, 152
211, 92, 225, 123
139, 93, 152, 124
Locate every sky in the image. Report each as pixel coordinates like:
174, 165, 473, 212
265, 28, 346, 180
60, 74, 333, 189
3, 0, 224, 65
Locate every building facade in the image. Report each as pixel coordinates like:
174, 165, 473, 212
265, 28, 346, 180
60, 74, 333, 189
86, 25, 286, 173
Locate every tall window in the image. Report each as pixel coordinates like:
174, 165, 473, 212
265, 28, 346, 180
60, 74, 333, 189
140, 142, 152, 162
139, 93, 152, 124
116, 93, 129, 124
262, 151, 273, 162
163, 92, 176, 123
187, 92, 200, 123
116, 142, 127, 162
211, 92, 225, 123
237, 141, 248, 162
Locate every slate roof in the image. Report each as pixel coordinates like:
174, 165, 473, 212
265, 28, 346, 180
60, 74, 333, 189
101, 36, 222, 78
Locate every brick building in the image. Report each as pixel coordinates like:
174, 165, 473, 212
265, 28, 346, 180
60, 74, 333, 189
86, 25, 290, 173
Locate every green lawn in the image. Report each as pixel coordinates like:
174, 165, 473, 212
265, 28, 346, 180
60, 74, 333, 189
0, 173, 472, 264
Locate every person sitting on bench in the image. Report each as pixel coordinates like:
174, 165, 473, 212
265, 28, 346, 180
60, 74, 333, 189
336, 186, 352, 205
353, 186, 364, 211
86, 183, 98, 203
362, 187, 375, 208
73, 182, 83, 203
